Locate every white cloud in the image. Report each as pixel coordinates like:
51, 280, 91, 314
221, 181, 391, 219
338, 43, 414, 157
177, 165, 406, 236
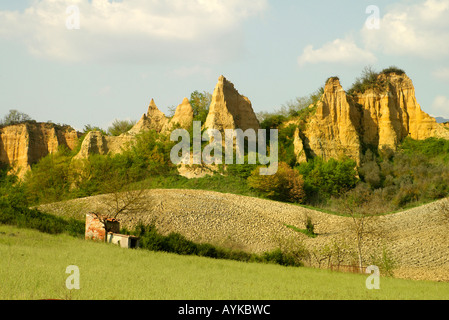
361, 0, 449, 58
432, 95, 449, 118
0, 0, 267, 63
298, 38, 377, 66
298, 0, 449, 67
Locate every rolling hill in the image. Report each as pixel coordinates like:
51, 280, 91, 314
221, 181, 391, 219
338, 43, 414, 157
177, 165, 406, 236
38, 189, 449, 283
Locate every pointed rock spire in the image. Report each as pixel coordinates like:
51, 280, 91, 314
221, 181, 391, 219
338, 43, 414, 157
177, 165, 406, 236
204, 75, 260, 132
169, 97, 194, 129
128, 99, 169, 134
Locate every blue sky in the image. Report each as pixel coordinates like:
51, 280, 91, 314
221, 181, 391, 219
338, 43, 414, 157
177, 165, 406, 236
1, 0, 448, 131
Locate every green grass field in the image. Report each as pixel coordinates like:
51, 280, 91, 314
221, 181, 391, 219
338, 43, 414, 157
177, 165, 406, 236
1, 225, 448, 300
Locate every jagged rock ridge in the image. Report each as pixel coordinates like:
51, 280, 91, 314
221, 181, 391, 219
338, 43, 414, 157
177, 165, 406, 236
76, 97, 195, 160
2, 73, 447, 177
293, 72, 449, 164
76, 76, 261, 163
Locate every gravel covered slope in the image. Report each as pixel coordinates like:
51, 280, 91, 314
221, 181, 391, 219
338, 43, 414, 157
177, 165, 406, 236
39, 189, 449, 282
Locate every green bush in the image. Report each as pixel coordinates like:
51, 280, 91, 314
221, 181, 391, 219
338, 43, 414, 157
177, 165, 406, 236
305, 216, 316, 236
285, 223, 317, 238
297, 157, 359, 202
107, 119, 136, 136
248, 162, 306, 203
400, 137, 449, 162
128, 223, 303, 267
225, 154, 260, 180
23, 147, 72, 204
260, 114, 287, 132
0, 200, 84, 237
261, 248, 301, 267
381, 66, 405, 75
369, 246, 397, 277
278, 124, 299, 167
347, 66, 380, 95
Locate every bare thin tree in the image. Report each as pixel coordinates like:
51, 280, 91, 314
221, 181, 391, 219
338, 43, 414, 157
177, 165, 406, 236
91, 172, 148, 239
338, 188, 382, 271
441, 198, 449, 222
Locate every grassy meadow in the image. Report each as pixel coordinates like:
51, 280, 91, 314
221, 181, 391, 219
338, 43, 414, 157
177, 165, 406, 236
1, 225, 448, 300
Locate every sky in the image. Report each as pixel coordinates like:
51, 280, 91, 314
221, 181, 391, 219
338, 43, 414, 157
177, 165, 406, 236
0, 0, 448, 131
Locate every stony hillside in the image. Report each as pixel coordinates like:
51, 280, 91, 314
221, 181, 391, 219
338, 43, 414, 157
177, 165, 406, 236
39, 189, 449, 282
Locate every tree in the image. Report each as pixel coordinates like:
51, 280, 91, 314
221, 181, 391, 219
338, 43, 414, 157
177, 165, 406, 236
1, 109, 32, 126
0, 164, 26, 207
82, 124, 107, 135
337, 184, 381, 271
256, 86, 324, 124
281, 87, 324, 118
189, 90, 212, 123
298, 157, 359, 201
248, 162, 306, 203
347, 65, 380, 94
23, 147, 72, 204
90, 170, 148, 240
441, 198, 449, 222
107, 119, 136, 136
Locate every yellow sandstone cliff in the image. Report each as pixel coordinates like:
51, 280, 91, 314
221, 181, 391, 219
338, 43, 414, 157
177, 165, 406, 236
294, 72, 449, 164
0, 122, 80, 177
302, 77, 362, 163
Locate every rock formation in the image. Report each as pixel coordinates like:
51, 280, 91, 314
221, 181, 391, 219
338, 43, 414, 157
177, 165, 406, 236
303, 77, 362, 163
169, 97, 194, 129
73, 76, 260, 169
129, 98, 194, 135
75, 98, 194, 160
0, 122, 80, 177
204, 75, 260, 132
353, 73, 441, 150
293, 128, 308, 164
4, 72, 443, 178
73, 130, 134, 160
294, 72, 449, 164
128, 99, 170, 135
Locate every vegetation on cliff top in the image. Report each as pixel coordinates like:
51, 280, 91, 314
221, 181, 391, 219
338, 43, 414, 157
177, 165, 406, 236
347, 65, 406, 95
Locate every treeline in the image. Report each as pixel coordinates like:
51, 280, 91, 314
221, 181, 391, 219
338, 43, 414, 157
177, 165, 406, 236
22, 130, 176, 205
0, 165, 84, 236
343, 138, 449, 214
261, 136, 449, 214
